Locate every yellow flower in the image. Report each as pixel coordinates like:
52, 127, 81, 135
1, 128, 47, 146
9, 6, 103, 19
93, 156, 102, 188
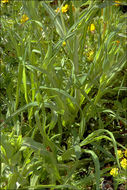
114, 1, 121, 6
78, 22, 82, 27
125, 149, 127, 157
62, 4, 69, 13
120, 158, 127, 169
1, 0, 9, 3
117, 150, 123, 158
110, 168, 119, 177
116, 40, 120, 44
21, 14, 29, 24
86, 50, 94, 61
62, 41, 66, 46
90, 24, 95, 32
72, 5, 75, 12
55, 7, 60, 13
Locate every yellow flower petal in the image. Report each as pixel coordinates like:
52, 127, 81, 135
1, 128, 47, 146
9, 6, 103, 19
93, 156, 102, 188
114, 1, 121, 6
120, 158, 127, 169
55, 7, 60, 13
2, 0, 9, 3
86, 50, 94, 61
90, 24, 95, 32
21, 14, 29, 24
110, 168, 119, 177
62, 41, 66, 46
116, 40, 120, 44
117, 150, 123, 158
62, 4, 69, 13
124, 149, 127, 157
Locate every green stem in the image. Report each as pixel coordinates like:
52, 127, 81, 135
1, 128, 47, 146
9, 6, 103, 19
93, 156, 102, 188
74, 8, 80, 104
58, 0, 66, 36
15, 62, 23, 111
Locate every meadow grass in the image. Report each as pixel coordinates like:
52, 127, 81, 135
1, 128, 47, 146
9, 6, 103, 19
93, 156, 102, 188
0, 0, 127, 189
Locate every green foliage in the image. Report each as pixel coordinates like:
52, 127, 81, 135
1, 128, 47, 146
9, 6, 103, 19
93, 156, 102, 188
1, 0, 127, 189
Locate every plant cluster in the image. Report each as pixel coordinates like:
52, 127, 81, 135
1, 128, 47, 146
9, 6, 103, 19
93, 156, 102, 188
0, 0, 127, 190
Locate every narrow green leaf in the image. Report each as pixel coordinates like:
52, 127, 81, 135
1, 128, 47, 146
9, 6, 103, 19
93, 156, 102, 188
23, 66, 28, 104
0, 102, 38, 129
83, 149, 100, 190
61, 148, 74, 161
15, 62, 23, 110
24, 184, 78, 190
41, 2, 64, 37
30, 174, 39, 189
80, 129, 120, 168
7, 173, 18, 190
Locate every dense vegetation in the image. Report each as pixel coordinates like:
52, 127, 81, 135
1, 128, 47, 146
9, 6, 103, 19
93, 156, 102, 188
0, 0, 127, 189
